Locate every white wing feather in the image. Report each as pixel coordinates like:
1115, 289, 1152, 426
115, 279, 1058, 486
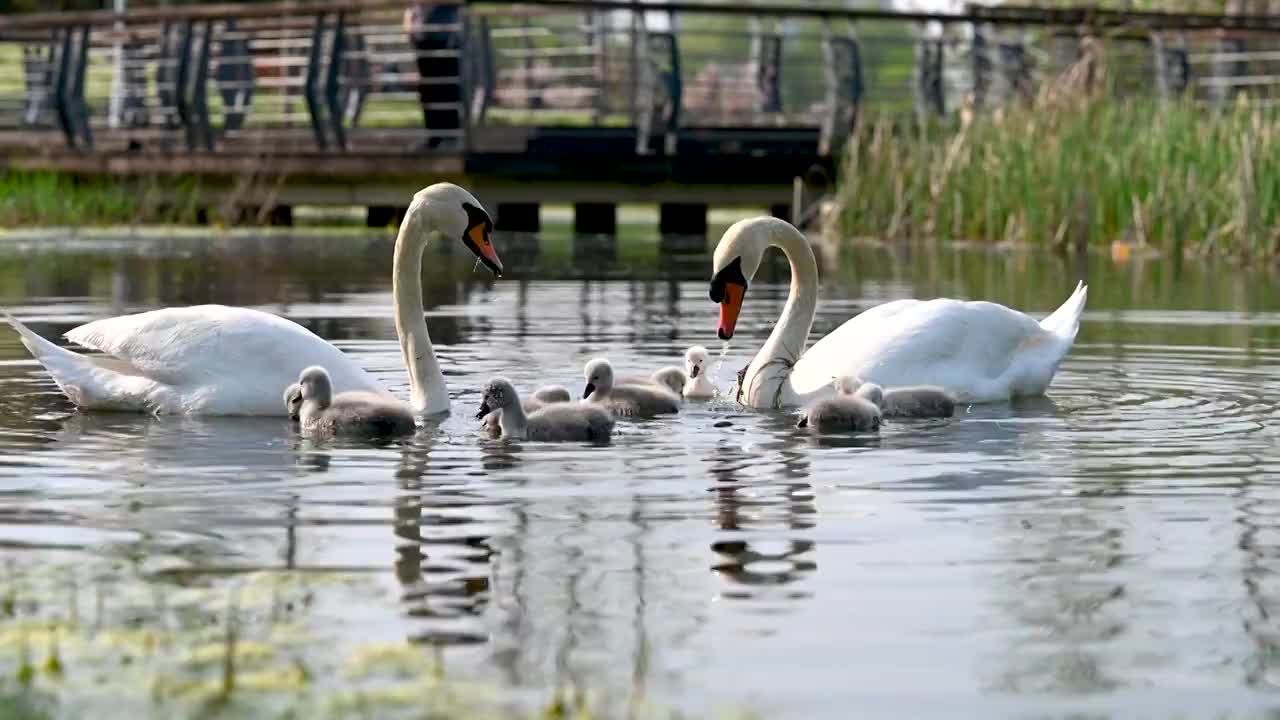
12, 305, 390, 415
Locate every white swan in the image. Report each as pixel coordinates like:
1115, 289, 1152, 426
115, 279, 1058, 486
4, 183, 503, 416
709, 217, 1088, 408
295, 366, 416, 438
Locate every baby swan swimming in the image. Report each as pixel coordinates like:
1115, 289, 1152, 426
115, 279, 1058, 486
480, 384, 574, 437
796, 376, 881, 433
284, 382, 303, 421
619, 346, 715, 399
583, 358, 680, 418
293, 366, 416, 438
645, 366, 686, 396
682, 345, 715, 399
526, 384, 572, 412
850, 379, 956, 419
478, 378, 614, 442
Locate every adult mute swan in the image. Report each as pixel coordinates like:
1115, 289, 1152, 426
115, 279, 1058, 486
709, 217, 1087, 409
5, 183, 502, 416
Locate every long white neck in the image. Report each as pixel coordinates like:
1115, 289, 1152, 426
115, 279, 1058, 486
740, 225, 819, 409
498, 401, 529, 439
393, 209, 449, 415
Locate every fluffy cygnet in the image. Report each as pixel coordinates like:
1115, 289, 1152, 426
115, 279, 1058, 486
647, 366, 687, 396
682, 345, 715, 399
583, 358, 680, 418
526, 384, 572, 412
284, 382, 303, 421
849, 379, 956, 419
293, 366, 416, 438
796, 376, 881, 433
481, 383, 573, 437
478, 378, 614, 442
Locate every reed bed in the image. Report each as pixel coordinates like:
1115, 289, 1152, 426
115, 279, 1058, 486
834, 64, 1280, 261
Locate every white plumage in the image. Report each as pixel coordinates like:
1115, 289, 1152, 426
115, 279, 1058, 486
5, 183, 502, 416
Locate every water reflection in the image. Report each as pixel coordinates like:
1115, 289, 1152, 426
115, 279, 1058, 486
707, 416, 817, 599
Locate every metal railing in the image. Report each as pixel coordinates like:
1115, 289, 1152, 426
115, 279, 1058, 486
1, 1, 1280, 162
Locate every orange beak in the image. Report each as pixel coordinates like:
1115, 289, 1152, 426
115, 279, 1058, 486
718, 283, 745, 340
466, 223, 503, 276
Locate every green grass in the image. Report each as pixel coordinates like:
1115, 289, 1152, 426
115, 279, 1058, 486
0, 172, 207, 227
834, 75, 1280, 261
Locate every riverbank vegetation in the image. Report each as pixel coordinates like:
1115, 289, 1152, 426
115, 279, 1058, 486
834, 73, 1280, 261
0, 172, 207, 226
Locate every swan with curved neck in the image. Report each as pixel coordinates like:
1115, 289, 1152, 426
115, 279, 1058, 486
5, 183, 502, 416
709, 217, 1087, 408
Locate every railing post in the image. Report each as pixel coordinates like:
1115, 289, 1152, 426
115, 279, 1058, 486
188, 20, 213, 151
663, 29, 681, 155
999, 39, 1031, 102
820, 25, 837, 156
634, 24, 652, 154
914, 33, 945, 119
53, 24, 92, 151
474, 17, 494, 126
71, 25, 92, 150
304, 12, 330, 150
1153, 32, 1190, 100
759, 32, 783, 114
971, 22, 990, 109
216, 17, 253, 133
23, 42, 53, 127
325, 11, 348, 150
456, 5, 471, 147
628, 9, 639, 125
819, 30, 862, 158
173, 20, 194, 134
52, 27, 73, 148
848, 31, 864, 122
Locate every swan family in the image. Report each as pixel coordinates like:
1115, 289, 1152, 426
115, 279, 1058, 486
6, 183, 1089, 442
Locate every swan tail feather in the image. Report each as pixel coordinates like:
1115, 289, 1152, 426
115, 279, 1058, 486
6, 313, 95, 405
1039, 281, 1088, 343
5, 313, 157, 411
6, 313, 71, 362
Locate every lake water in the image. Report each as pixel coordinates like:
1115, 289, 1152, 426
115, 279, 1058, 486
0, 229, 1278, 719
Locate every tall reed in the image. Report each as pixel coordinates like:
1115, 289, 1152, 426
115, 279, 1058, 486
835, 64, 1280, 261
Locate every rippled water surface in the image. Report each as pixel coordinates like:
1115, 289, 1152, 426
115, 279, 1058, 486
1, 229, 1279, 718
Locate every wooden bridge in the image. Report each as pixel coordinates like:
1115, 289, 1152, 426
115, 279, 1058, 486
2, 0, 1280, 232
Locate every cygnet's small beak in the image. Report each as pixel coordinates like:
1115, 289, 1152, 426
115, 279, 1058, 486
689, 364, 701, 378
475, 400, 492, 420
582, 383, 596, 399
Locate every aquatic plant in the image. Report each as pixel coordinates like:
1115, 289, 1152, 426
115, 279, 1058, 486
0, 560, 715, 720
834, 53, 1280, 262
